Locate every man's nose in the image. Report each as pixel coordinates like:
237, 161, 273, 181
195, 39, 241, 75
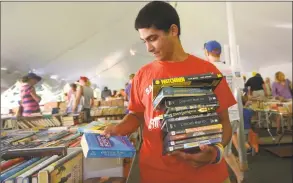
146, 42, 154, 53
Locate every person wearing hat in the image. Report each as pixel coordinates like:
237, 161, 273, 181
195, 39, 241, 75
19, 73, 42, 116
72, 76, 94, 123
204, 40, 244, 183
245, 72, 268, 97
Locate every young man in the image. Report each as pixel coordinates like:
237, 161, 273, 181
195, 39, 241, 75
104, 2, 235, 183
204, 40, 244, 183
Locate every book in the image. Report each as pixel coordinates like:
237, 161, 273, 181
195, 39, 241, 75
0, 158, 41, 182
153, 87, 213, 110
78, 121, 119, 134
16, 155, 60, 183
1, 158, 24, 172
166, 103, 219, 114
81, 134, 136, 158
38, 149, 83, 183
161, 114, 220, 132
163, 137, 222, 154
164, 94, 218, 108
166, 124, 222, 136
1, 146, 67, 160
165, 133, 222, 146
165, 127, 223, 141
152, 73, 223, 101
163, 106, 218, 119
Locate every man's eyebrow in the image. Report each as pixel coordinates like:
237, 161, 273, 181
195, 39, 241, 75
140, 34, 156, 41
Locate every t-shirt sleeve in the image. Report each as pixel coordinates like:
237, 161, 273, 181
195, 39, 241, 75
208, 64, 237, 113
128, 71, 145, 113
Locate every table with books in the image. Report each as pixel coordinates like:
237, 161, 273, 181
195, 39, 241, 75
247, 98, 292, 144
0, 120, 139, 183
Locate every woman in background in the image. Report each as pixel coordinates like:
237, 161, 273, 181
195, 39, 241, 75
20, 73, 42, 116
272, 71, 292, 134
67, 83, 77, 112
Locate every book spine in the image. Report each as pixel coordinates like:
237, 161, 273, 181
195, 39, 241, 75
165, 112, 218, 123
166, 116, 219, 131
1, 158, 24, 172
17, 155, 60, 178
164, 106, 217, 118
168, 134, 222, 146
170, 124, 223, 135
166, 137, 221, 153
168, 128, 223, 141
0, 158, 40, 182
165, 94, 218, 107
166, 103, 219, 113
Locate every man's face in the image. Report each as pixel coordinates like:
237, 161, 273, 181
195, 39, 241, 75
138, 27, 176, 61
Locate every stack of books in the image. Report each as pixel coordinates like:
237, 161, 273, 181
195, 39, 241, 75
152, 73, 224, 155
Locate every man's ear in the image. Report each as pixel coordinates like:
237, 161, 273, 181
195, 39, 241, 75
169, 24, 179, 37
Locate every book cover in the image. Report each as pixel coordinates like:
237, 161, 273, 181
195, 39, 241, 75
167, 124, 223, 136
81, 134, 136, 158
165, 94, 218, 108
77, 121, 119, 134
163, 106, 218, 119
165, 134, 222, 146
152, 73, 223, 101
38, 149, 83, 183
163, 137, 222, 155
161, 115, 220, 132
153, 87, 213, 110
166, 103, 219, 114
166, 128, 223, 141
0, 158, 40, 182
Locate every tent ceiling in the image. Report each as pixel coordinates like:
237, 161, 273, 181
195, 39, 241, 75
1, 2, 292, 90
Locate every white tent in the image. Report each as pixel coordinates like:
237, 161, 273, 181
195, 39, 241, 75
1, 2, 292, 91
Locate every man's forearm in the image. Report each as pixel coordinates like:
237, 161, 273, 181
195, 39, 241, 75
221, 120, 232, 147
115, 113, 143, 136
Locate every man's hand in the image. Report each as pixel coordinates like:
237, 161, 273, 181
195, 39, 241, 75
170, 145, 217, 168
101, 124, 120, 138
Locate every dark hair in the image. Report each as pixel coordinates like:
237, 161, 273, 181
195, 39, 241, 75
135, 1, 180, 36
70, 83, 77, 89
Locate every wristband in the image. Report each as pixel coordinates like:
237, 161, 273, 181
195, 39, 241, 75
212, 143, 224, 164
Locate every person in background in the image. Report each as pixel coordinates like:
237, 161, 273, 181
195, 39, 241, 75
125, 74, 135, 101
264, 77, 272, 96
20, 73, 42, 116
204, 40, 244, 183
101, 86, 112, 100
112, 90, 118, 98
272, 71, 292, 134
245, 72, 268, 97
104, 2, 235, 183
232, 95, 255, 154
67, 83, 77, 112
73, 76, 94, 123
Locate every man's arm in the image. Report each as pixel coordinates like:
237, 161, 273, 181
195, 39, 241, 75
262, 83, 268, 96
218, 110, 232, 147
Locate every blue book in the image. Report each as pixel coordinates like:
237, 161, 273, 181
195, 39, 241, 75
81, 134, 136, 158
0, 157, 40, 182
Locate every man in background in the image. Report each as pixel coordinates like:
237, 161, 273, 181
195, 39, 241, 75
204, 40, 244, 183
245, 72, 268, 97
101, 86, 112, 100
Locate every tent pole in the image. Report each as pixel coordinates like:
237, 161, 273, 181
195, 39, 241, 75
225, 2, 248, 172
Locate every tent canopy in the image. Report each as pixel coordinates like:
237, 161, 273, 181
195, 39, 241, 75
1, 2, 292, 90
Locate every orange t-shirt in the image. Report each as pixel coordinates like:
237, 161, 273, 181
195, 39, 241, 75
128, 55, 236, 183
